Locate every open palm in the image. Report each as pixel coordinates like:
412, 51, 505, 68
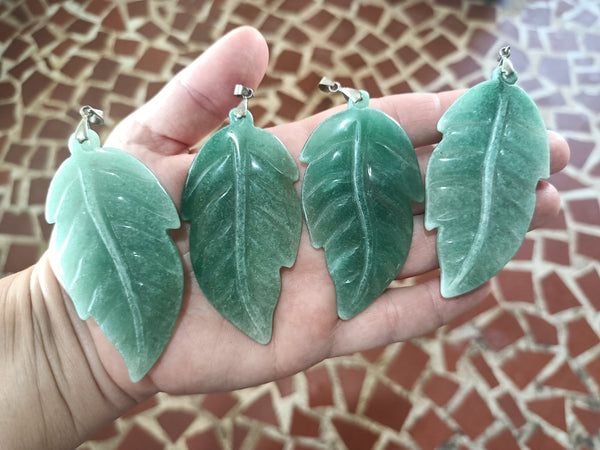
76, 27, 568, 398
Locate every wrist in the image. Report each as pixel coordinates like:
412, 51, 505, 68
0, 255, 145, 449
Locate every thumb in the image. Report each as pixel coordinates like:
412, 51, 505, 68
107, 26, 269, 154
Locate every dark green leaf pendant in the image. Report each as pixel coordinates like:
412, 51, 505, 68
46, 107, 184, 383
301, 79, 424, 320
182, 86, 302, 344
425, 47, 550, 298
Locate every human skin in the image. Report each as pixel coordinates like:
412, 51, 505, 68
0, 27, 569, 450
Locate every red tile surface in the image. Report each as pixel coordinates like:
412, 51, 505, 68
551, 172, 589, 193
501, 350, 555, 389
275, 375, 295, 398
525, 427, 565, 450
290, 407, 321, 437
360, 345, 386, 363
470, 353, 499, 388
185, 428, 221, 449
576, 232, 600, 262
576, 268, 600, 310
88, 422, 118, 441
242, 392, 279, 427
443, 339, 470, 372
567, 317, 600, 357
527, 397, 567, 431
540, 272, 581, 314
451, 390, 495, 440
305, 366, 334, 408
543, 361, 588, 393
363, 381, 412, 431
480, 311, 525, 351
201, 392, 237, 418
524, 313, 559, 346
254, 433, 285, 450
337, 365, 366, 413
496, 392, 527, 429
485, 429, 520, 450
572, 406, 600, 435
332, 416, 379, 450
5, 2, 600, 449
543, 238, 571, 265
386, 341, 430, 390
569, 198, 600, 226
422, 373, 459, 407
513, 238, 535, 261
232, 423, 249, 450
381, 442, 410, 450
408, 408, 454, 450
156, 410, 195, 442
117, 424, 163, 450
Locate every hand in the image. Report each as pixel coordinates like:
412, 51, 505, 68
59, 26, 569, 399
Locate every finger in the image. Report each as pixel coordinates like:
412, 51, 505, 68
372, 91, 464, 147
409, 128, 570, 216
530, 180, 561, 229
548, 130, 570, 173
330, 277, 490, 356
396, 215, 438, 279
415, 129, 571, 179
106, 26, 269, 155
399, 179, 563, 282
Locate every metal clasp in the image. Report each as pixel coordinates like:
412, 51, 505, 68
318, 77, 363, 103
233, 84, 254, 118
75, 106, 104, 143
497, 46, 515, 78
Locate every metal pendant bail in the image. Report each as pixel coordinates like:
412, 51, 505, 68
233, 84, 254, 118
497, 46, 515, 78
75, 105, 104, 143
318, 77, 363, 103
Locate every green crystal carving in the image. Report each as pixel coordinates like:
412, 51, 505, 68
425, 67, 550, 298
45, 131, 184, 382
182, 110, 301, 344
301, 91, 424, 320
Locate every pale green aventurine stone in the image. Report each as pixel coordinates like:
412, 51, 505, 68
181, 110, 302, 344
301, 91, 424, 320
425, 67, 550, 298
45, 130, 184, 383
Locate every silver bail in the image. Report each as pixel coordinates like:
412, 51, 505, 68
75, 106, 104, 143
233, 84, 254, 118
318, 77, 362, 103
497, 46, 515, 77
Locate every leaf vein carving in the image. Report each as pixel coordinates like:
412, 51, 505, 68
351, 120, 373, 301
78, 165, 145, 352
450, 93, 509, 289
230, 134, 262, 333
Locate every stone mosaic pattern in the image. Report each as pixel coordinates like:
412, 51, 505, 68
1, 0, 600, 448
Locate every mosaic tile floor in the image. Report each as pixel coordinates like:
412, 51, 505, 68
1, 0, 599, 449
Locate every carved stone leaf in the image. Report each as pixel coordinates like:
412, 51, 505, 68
425, 68, 550, 298
45, 131, 183, 383
181, 111, 301, 344
301, 92, 424, 320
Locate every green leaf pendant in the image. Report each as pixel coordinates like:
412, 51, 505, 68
301, 85, 424, 320
182, 106, 301, 344
46, 116, 184, 383
425, 49, 550, 298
